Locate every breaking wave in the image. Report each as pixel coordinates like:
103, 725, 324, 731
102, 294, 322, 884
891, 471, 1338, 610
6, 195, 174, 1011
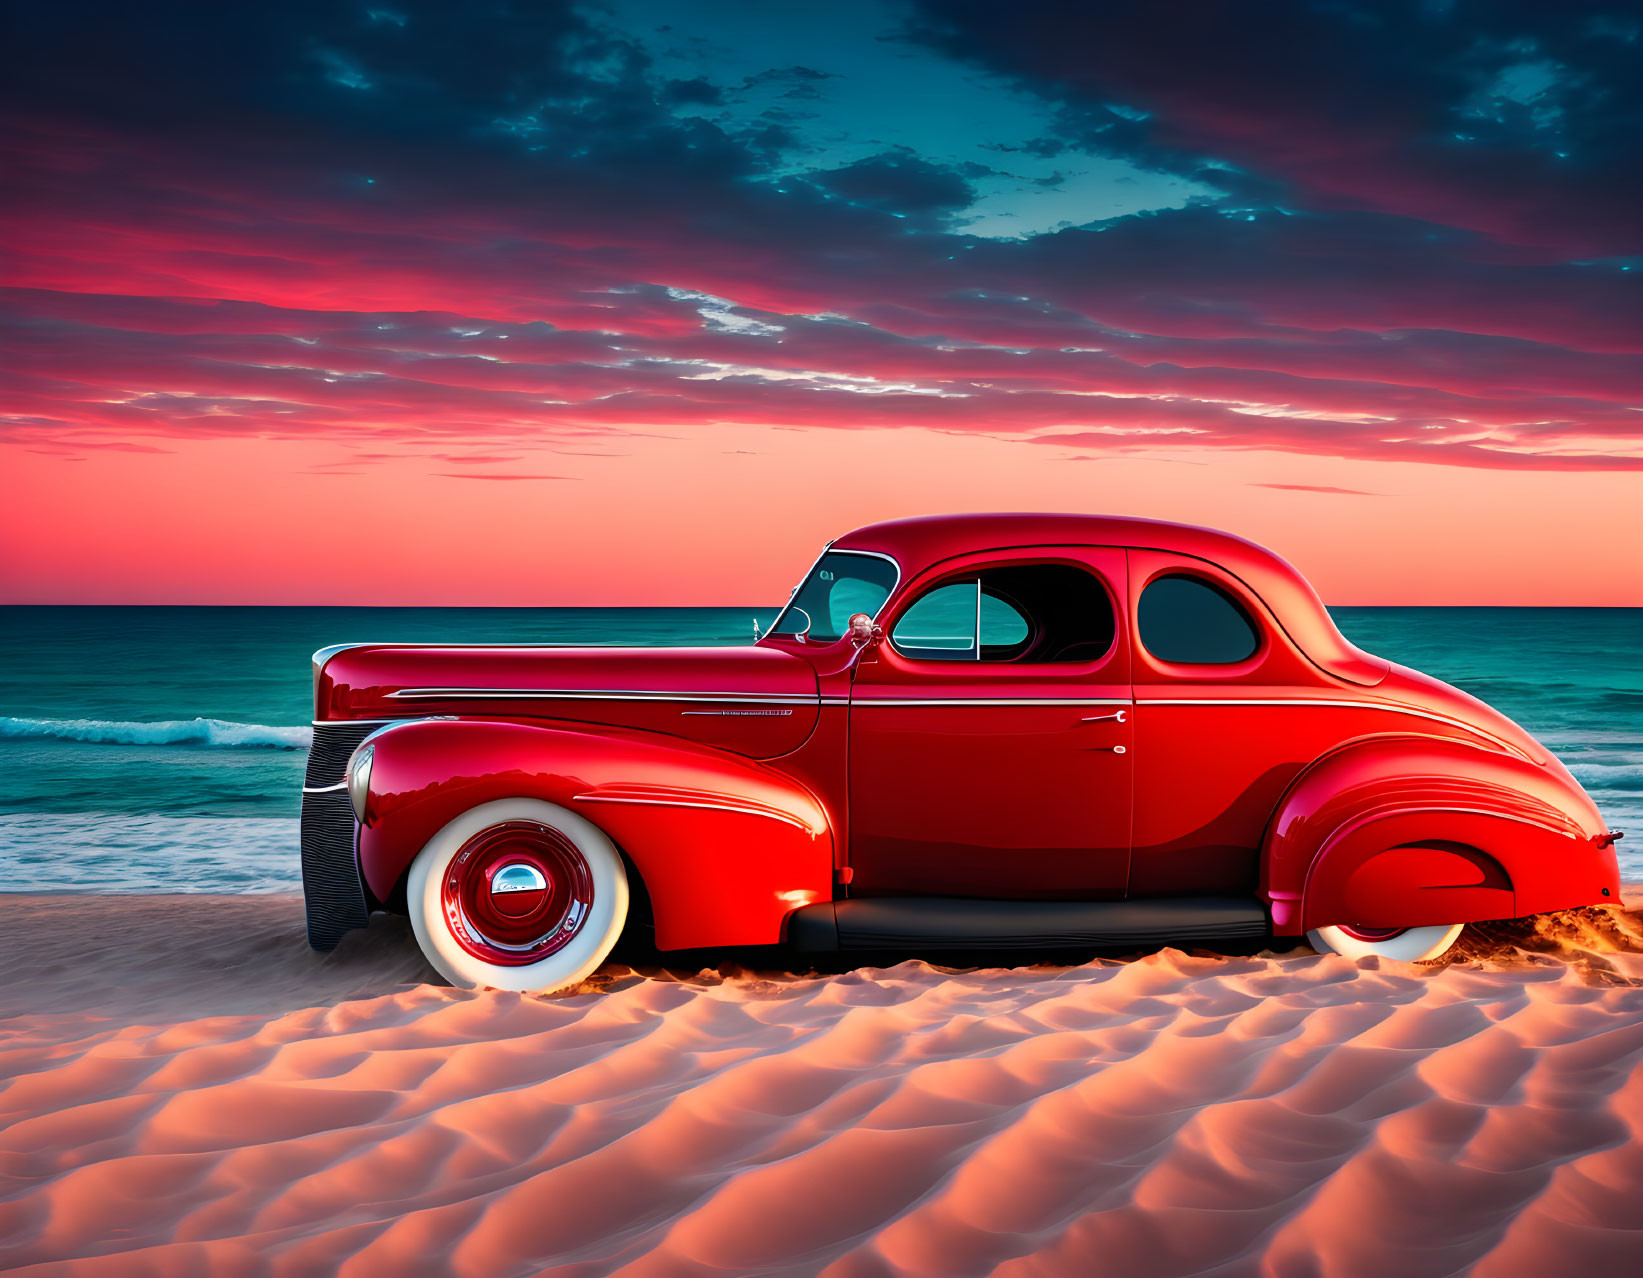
1565, 756, 1643, 792
0, 717, 311, 750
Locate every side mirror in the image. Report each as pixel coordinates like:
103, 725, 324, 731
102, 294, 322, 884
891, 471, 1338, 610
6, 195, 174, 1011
846, 613, 882, 647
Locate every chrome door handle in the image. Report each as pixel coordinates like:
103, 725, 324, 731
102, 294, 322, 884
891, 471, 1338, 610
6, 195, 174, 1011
1093, 744, 1127, 753
1081, 710, 1127, 723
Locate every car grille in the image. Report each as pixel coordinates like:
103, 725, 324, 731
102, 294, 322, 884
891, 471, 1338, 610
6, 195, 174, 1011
300, 720, 380, 951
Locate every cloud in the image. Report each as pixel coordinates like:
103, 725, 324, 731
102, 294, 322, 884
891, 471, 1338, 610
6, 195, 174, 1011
0, 0, 1638, 475
807, 148, 977, 223
1250, 483, 1382, 496
906, 1, 1643, 255
431, 472, 580, 481
659, 77, 724, 108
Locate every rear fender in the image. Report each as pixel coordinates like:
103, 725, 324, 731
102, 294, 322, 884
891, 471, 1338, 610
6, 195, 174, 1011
357, 717, 833, 949
1262, 735, 1617, 934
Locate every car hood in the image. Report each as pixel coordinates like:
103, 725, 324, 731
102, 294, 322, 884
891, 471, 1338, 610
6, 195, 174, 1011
315, 644, 820, 759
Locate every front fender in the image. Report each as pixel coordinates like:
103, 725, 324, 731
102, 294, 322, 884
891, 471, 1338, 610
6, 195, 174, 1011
358, 717, 834, 949
1262, 735, 1617, 935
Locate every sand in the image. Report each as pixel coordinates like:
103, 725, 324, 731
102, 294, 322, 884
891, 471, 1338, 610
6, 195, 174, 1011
4, 894, 1643, 1276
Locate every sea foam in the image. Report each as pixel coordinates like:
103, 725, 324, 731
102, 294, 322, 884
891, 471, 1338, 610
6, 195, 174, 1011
0, 814, 300, 891
0, 717, 311, 750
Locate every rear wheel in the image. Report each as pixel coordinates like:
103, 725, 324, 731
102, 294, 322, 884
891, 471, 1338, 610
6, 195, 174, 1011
1307, 922, 1464, 962
406, 798, 628, 993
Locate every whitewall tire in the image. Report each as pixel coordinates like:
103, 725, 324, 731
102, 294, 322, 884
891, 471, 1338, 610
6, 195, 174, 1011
1306, 922, 1464, 962
406, 798, 629, 994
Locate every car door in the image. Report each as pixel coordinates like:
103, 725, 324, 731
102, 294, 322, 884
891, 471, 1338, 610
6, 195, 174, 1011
847, 547, 1132, 899
1127, 549, 1351, 896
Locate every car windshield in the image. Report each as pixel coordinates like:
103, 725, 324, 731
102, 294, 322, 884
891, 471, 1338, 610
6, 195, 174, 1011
768, 550, 899, 642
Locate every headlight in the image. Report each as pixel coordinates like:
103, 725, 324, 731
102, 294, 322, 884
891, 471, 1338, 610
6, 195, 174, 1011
347, 745, 374, 823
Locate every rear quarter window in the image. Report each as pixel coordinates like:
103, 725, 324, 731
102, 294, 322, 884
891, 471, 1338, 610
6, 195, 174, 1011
1138, 574, 1260, 664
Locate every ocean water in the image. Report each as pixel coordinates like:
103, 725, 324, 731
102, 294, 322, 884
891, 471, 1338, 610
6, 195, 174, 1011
0, 605, 1638, 890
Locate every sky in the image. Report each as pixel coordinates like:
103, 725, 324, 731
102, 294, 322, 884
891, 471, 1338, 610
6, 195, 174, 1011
2, 0, 1640, 606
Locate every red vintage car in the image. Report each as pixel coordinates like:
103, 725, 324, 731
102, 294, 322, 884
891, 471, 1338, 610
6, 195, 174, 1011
302, 513, 1622, 992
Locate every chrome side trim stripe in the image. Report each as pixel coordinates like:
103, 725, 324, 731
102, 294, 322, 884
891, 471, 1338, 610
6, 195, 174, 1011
1147, 698, 1395, 706
852, 697, 1133, 707
1142, 698, 1523, 752
1147, 697, 1469, 727
355, 693, 1514, 752
384, 688, 818, 704
573, 791, 816, 833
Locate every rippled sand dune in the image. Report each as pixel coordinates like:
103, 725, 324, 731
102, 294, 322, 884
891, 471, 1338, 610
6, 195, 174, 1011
3, 894, 1643, 1276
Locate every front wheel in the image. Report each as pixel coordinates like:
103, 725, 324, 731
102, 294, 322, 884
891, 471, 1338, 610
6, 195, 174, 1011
1306, 922, 1464, 962
406, 798, 629, 994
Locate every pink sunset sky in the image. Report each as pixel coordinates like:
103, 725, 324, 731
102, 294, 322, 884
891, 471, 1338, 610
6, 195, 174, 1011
3, 1, 1640, 606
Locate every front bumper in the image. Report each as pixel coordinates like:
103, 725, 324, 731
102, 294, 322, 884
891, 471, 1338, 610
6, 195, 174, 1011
300, 720, 380, 950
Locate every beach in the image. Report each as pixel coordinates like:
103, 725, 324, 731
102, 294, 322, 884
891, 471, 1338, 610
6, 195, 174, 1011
5, 892, 1643, 1276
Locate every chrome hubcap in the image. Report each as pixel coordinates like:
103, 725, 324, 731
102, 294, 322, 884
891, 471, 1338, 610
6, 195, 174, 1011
491, 861, 548, 894
441, 821, 594, 965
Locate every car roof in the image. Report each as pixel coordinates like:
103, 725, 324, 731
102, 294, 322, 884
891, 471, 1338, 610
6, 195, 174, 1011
830, 512, 1387, 686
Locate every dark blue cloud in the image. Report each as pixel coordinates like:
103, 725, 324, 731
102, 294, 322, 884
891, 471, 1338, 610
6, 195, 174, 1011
906, 0, 1643, 253
808, 148, 977, 224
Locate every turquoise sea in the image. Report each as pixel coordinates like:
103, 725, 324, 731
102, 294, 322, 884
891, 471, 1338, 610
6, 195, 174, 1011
1, 606, 1638, 889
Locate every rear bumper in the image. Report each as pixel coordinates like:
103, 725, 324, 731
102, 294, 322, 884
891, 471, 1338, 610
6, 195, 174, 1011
300, 721, 378, 950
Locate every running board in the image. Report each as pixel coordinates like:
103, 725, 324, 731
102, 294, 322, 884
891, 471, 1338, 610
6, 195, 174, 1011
786, 895, 1269, 951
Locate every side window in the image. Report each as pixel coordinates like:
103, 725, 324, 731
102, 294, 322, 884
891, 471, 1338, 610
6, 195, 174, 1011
890, 563, 1115, 663
1138, 574, 1260, 664
980, 592, 1029, 648
892, 581, 990, 659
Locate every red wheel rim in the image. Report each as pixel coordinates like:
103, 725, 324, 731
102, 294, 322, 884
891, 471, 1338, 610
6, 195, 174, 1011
441, 821, 594, 966
1335, 924, 1408, 942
